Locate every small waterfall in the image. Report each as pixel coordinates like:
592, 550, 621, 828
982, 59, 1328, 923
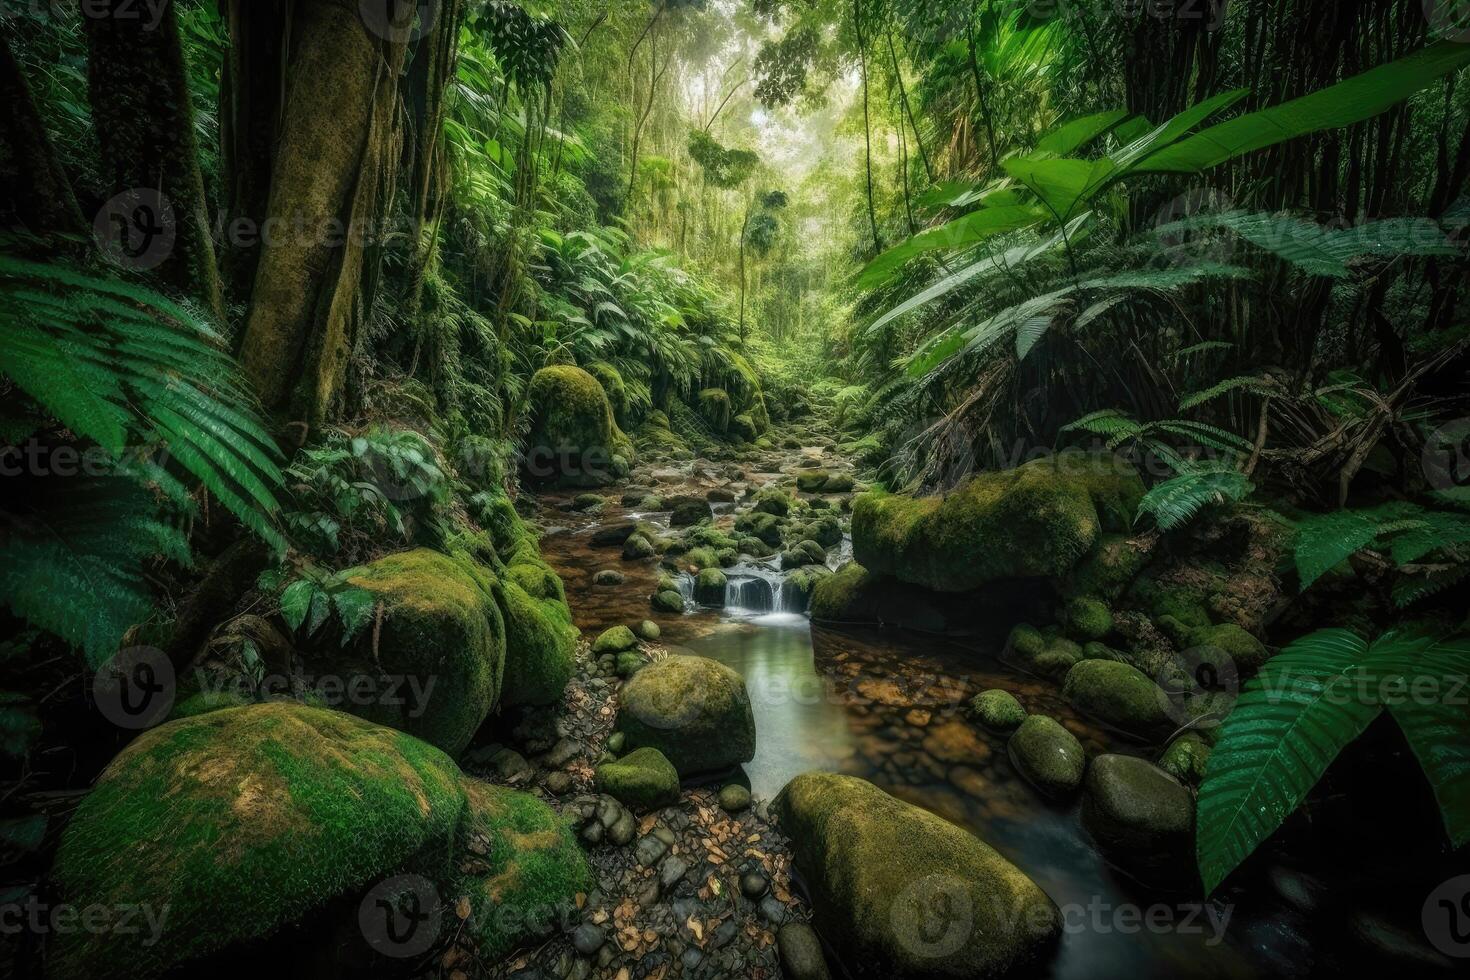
676, 573, 696, 602
726, 576, 775, 613
778, 578, 810, 614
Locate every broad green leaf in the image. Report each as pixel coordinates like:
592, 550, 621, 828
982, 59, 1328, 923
1002, 156, 1113, 221
280, 580, 314, 632
1197, 629, 1379, 895
1369, 633, 1470, 846
1139, 41, 1470, 173
333, 586, 377, 644
855, 205, 1046, 287
1035, 110, 1131, 156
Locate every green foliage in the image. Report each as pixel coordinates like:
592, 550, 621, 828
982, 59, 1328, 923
0, 256, 284, 663
262, 564, 376, 646
1136, 467, 1255, 531
1197, 629, 1470, 894
1292, 502, 1470, 593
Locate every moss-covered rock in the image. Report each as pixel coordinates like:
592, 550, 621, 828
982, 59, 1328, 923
651, 589, 685, 613
50, 704, 589, 978
622, 532, 657, 560
736, 510, 784, 545
1007, 715, 1086, 799
695, 568, 727, 606
633, 619, 661, 641
774, 773, 1060, 979
852, 453, 1144, 593
781, 565, 832, 612
669, 495, 713, 527
1004, 624, 1082, 681
822, 472, 856, 493
615, 655, 755, 776
1080, 754, 1194, 878
698, 388, 732, 433
1064, 533, 1155, 601
455, 779, 592, 959
1065, 596, 1115, 641
595, 746, 680, 811
752, 487, 792, 516
795, 470, 830, 493
585, 361, 629, 426
730, 413, 758, 442
499, 579, 577, 708
592, 625, 638, 655
968, 689, 1027, 733
1062, 660, 1173, 741
319, 548, 505, 755
1158, 732, 1211, 785
523, 365, 621, 487
1194, 623, 1271, 672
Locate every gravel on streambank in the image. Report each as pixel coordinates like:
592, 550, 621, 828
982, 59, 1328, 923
458, 642, 816, 980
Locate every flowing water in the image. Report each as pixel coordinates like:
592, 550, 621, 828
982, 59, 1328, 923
535, 466, 1354, 980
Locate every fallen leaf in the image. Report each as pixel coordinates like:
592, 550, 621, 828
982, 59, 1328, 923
686, 914, 704, 942
455, 896, 471, 920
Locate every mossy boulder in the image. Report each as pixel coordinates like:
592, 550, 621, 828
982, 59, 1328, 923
852, 453, 1144, 593
752, 487, 792, 516
592, 625, 639, 656
585, 361, 630, 426
634, 619, 661, 641
669, 496, 713, 527
1194, 623, 1271, 673
1065, 596, 1115, 641
1062, 660, 1173, 741
1004, 624, 1083, 681
1007, 715, 1086, 799
615, 655, 755, 776
523, 365, 621, 487
499, 580, 577, 708
325, 548, 504, 755
1081, 755, 1194, 876
651, 589, 686, 613
622, 532, 657, 560
595, 746, 680, 811
736, 510, 784, 546
780, 565, 833, 612
1064, 533, 1155, 601
795, 470, 830, 493
774, 773, 1061, 979
695, 568, 728, 606
822, 472, 856, 493
730, 413, 759, 442
49, 704, 588, 978
698, 388, 732, 433
968, 689, 1027, 733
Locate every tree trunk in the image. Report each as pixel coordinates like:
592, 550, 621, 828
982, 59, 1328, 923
0, 37, 84, 239
85, 0, 223, 318
231, 0, 411, 434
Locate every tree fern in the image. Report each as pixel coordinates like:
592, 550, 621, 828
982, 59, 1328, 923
1198, 629, 1470, 894
1136, 467, 1255, 531
1178, 373, 1281, 411
1293, 502, 1470, 589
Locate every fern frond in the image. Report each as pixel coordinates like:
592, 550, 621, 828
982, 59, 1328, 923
1136, 467, 1255, 530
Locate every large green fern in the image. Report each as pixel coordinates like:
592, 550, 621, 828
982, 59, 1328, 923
0, 256, 286, 662
1293, 502, 1470, 590
1136, 466, 1255, 531
1198, 629, 1470, 894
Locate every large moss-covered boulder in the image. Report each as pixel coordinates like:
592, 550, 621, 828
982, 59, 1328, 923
49, 704, 589, 979
585, 360, 630, 426
499, 579, 577, 707
523, 365, 621, 487
774, 773, 1060, 979
1062, 660, 1173, 741
852, 453, 1144, 593
698, 388, 732, 433
615, 655, 755, 776
328, 548, 504, 754
595, 746, 681, 810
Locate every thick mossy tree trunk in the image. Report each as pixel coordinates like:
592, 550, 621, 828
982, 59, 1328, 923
84, 0, 224, 318
228, 0, 416, 434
